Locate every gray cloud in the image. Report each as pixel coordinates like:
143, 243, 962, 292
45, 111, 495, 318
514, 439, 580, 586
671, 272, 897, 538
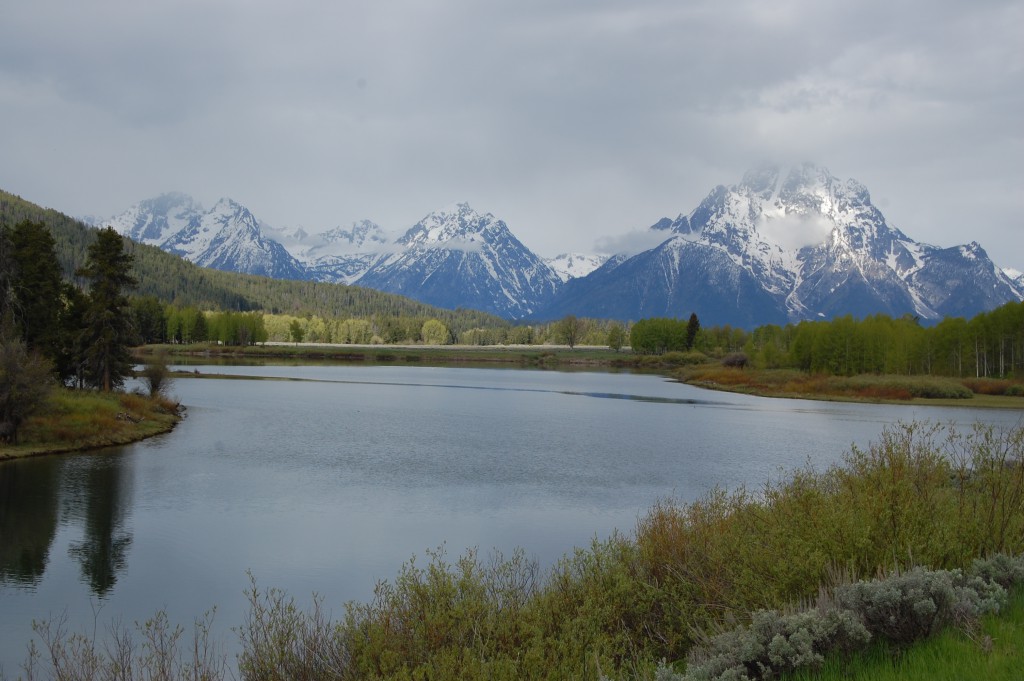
1, 0, 1021, 268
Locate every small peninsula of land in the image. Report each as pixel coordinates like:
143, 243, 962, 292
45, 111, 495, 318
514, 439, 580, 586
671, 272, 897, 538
0, 389, 181, 461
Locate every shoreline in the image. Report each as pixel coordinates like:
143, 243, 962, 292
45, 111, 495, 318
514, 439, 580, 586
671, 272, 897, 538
146, 342, 1024, 410
0, 419, 181, 461
7, 345, 1020, 463
679, 377, 1024, 409
0, 391, 183, 462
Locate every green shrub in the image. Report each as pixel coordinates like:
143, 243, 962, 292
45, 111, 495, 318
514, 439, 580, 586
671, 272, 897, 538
840, 375, 973, 400
720, 352, 748, 369
904, 377, 973, 399
661, 351, 709, 367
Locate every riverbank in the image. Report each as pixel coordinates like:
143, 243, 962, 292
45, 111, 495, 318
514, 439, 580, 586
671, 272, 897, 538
676, 364, 1024, 408
0, 389, 182, 461
138, 342, 1024, 408
136, 341, 637, 367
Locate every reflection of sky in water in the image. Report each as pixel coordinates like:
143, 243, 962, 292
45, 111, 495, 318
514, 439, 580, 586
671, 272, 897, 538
3, 365, 1021, 669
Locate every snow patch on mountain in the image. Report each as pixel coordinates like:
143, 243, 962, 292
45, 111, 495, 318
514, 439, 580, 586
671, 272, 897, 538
545, 253, 608, 282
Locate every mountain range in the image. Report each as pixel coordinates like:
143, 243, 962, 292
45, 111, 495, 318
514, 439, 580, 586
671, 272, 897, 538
91, 164, 1024, 326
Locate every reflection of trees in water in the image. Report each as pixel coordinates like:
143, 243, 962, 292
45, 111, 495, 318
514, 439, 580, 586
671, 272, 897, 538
0, 459, 60, 585
64, 454, 134, 597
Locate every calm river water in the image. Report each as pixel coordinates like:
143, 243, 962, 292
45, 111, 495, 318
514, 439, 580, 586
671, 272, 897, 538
1, 364, 1021, 671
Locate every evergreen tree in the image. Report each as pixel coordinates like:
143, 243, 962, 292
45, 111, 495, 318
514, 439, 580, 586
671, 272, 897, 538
130, 295, 167, 345
8, 221, 64, 358
0, 225, 16, 324
77, 228, 137, 391
685, 312, 701, 351
58, 283, 90, 388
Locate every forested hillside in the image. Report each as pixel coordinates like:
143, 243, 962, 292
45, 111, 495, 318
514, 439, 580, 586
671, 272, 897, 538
0, 190, 507, 334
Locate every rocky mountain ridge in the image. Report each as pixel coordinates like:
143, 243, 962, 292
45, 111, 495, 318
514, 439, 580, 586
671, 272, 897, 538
90, 165, 1023, 324
537, 164, 1022, 325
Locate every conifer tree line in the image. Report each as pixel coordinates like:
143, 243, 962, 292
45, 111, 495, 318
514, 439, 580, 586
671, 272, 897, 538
1, 221, 138, 391
0, 221, 141, 443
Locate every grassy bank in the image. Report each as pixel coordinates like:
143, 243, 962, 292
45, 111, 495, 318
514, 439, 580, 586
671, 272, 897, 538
0, 389, 181, 460
677, 364, 1024, 407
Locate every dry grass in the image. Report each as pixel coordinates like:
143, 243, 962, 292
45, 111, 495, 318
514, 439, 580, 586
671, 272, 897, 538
679, 366, 995, 403
0, 388, 181, 459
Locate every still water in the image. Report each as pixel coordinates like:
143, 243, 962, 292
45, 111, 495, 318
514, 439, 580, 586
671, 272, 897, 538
1, 365, 1021, 670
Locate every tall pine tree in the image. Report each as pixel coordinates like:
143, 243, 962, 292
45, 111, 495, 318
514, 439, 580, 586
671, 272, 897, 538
8, 221, 64, 362
685, 312, 701, 351
77, 228, 137, 391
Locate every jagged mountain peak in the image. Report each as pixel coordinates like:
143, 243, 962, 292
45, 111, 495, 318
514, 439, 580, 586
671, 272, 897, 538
107, 191, 204, 245
104, 192, 305, 280
208, 197, 253, 220
539, 164, 1022, 325
357, 203, 561, 318
401, 202, 509, 248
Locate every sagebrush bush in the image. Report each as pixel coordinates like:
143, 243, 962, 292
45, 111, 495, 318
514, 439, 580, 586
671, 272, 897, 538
667, 558, 1021, 681
834, 567, 1004, 647
968, 553, 1024, 591
680, 608, 869, 681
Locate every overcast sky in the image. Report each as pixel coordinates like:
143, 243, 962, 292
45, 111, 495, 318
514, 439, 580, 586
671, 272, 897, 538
2, 1, 1021, 267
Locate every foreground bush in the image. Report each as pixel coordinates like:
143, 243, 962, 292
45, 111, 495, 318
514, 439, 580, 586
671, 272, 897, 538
674, 555, 1024, 681
8, 422, 1024, 680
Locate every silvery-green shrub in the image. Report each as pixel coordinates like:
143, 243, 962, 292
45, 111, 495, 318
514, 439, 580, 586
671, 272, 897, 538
834, 566, 1005, 646
680, 607, 869, 681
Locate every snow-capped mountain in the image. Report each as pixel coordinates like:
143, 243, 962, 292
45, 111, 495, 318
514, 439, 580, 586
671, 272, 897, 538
96, 170, 1021, 325
1003, 268, 1024, 297
268, 220, 391, 284
101, 194, 306, 280
545, 252, 608, 282
355, 202, 563, 318
102, 192, 204, 246
539, 164, 1023, 325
